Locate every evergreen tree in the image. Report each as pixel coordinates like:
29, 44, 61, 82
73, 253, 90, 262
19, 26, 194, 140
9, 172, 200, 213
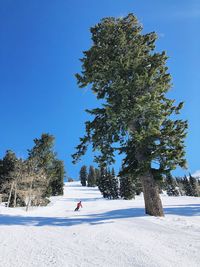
109, 168, 119, 199
165, 173, 179, 196
119, 173, 135, 200
189, 173, 199, 197
87, 165, 96, 187
79, 165, 87, 186
98, 166, 110, 198
175, 177, 185, 196
0, 150, 18, 196
28, 133, 57, 196
50, 160, 64, 196
95, 168, 100, 186
72, 14, 187, 216
98, 167, 118, 199
182, 175, 193, 196
134, 176, 143, 195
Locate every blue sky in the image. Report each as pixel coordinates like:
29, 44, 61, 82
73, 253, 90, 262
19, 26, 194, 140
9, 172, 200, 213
0, 0, 199, 179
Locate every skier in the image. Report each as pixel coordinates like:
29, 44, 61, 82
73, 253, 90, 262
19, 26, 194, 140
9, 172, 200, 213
74, 201, 82, 211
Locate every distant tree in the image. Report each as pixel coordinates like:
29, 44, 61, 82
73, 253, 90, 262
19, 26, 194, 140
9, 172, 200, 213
5, 158, 25, 207
98, 167, 118, 199
95, 168, 101, 186
134, 176, 143, 195
79, 165, 87, 186
182, 175, 193, 196
98, 167, 109, 198
165, 173, 179, 196
3, 158, 49, 209
28, 133, 57, 196
175, 177, 185, 196
119, 173, 135, 200
0, 150, 18, 202
50, 160, 64, 196
109, 168, 119, 199
189, 173, 199, 197
87, 166, 96, 187
19, 159, 49, 211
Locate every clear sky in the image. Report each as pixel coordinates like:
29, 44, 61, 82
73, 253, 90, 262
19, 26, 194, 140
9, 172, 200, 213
0, 0, 199, 179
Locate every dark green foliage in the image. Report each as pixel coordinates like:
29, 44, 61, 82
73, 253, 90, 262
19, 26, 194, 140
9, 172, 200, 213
95, 168, 101, 186
72, 13, 187, 175
80, 165, 87, 186
0, 150, 18, 195
72, 13, 187, 216
87, 165, 96, 187
133, 176, 143, 195
165, 173, 179, 196
98, 167, 111, 198
182, 175, 193, 196
119, 174, 135, 200
109, 168, 119, 199
28, 133, 58, 196
189, 173, 199, 197
98, 167, 108, 198
50, 160, 65, 196
98, 167, 118, 199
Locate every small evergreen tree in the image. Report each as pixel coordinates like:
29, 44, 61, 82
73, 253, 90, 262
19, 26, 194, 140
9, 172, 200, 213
189, 173, 199, 197
165, 173, 179, 196
0, 150, 18, 198
87, 166, 96, 187
119, 174, 135, 200
50, 160, 64, 196
134, 176, 143, 195
79, 165, 87, 186
182, 175, 193, 196
98, 167, 109, 198
109, 168, 119, 199
28, 133, 57, 196
95, 168, 100, 186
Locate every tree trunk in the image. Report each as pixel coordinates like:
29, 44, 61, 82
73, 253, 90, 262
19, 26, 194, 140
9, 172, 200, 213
140, 171, 164, 217
26, 178, 33, 212
14, 182, 17, 208
7, 181, 14, 208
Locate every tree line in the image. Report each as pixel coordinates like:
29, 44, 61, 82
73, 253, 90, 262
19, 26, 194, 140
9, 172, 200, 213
80, 165, 200, 200
0, 133, 64, 210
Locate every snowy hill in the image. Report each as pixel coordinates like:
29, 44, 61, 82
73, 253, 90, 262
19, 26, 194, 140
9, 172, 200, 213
0, 182, 200, 267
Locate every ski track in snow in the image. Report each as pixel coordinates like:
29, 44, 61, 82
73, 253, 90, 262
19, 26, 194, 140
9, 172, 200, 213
0, 182, 200, 267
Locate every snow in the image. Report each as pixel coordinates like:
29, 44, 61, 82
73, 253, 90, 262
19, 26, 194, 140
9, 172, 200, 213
192, 170, 200, 179
0, 182, 200, 267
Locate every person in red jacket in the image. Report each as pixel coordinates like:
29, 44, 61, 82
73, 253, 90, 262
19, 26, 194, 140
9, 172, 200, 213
74, 201, 82, 211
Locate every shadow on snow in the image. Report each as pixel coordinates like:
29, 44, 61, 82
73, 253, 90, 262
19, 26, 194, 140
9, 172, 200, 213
0, 204, 199, 227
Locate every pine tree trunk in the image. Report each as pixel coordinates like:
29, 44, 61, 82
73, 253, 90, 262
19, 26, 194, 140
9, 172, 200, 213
140, 171, 164, 217
26, 179, 33, 212
14, 182, 17, 208
7, 181, 14, 207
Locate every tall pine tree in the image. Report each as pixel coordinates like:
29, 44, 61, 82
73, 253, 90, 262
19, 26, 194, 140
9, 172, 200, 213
28, 133, 57, 196
72, 14, 187, 216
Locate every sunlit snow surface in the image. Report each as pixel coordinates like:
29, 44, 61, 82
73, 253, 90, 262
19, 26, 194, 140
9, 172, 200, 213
0, 182, 199, 267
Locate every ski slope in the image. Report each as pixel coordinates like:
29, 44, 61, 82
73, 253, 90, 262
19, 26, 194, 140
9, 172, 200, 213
0, 181, 200, 267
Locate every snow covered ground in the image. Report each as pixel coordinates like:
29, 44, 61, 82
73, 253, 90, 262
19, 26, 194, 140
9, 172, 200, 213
0, 182, 199, 267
